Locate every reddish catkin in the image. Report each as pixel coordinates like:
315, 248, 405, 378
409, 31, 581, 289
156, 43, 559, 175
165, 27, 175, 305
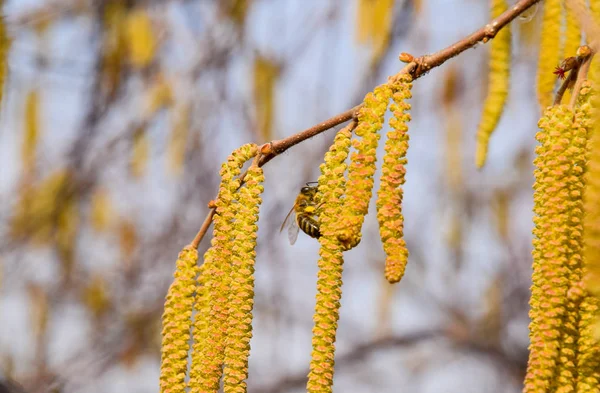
376, 75, 412, 283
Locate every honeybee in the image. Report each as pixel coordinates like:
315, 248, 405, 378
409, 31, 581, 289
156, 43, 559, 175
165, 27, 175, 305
280, 182, 321, 245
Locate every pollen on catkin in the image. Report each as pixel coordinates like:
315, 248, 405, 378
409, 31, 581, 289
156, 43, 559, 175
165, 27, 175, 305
188, 255, 211, 391
376, 75, 412, 283
554, 94, 588, 393
576, 294, 600, 392
340, 84, 393, 247
583, 82, 600, 296
223, 163, 264, 393
525, 105, 581, 393
536, 0, 562, 109
305, 123, 353, 393
188, 143, 258, 393
475, 0, 510, 169
160, 246, 199, 393
580, 80, 600, 392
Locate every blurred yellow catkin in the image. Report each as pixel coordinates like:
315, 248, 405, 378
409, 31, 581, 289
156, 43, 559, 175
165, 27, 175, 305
28, 284, 49, 342
475, 0, 510, 168
22, 90, 40, 176
130, 126, 149, 178
125, 8, 156, 68
253, 55, 279, 142
82, 275, 111, 319
90, 188, 114, 232
220, 0, 250, 27
101, 2, 127, 99
10, 169, 70, 244
536, 0, 562, 109
145, 73, 173, 116
167, 104, 190, 176
563, 2, 581, 59
355, 0, 395, 65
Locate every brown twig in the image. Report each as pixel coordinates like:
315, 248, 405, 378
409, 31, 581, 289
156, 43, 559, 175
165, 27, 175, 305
569, 47, 594, 108
190, 0, 542, 249
190, 209, 217, 249
555, 62, 582, 106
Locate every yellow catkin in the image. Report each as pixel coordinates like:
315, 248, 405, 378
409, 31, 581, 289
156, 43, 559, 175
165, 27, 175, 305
576, 294, 600, 392
536, 0, 562, 109
376, 75, 412, 283
188, 144, 258, 393
580, 80, 600, 392
125, 8, 156, 68
340, 84, 393, 248
553, 86, 590, 393
355, 0, 373, 44
130, 127, 149, 178
253, 55, 279, 142
591, 0, 600, 24
223, 164, 264, 393
22, 90, 40, 175
563, 3, 581, 59
306, 124, 353, 393
101, 2, 127, 100
10, 169, 70, 244
168, 104, 190, 176
82, 275, 110, 319
584, 82, 600, 296
159, 246, 199, 393
525, 105, 581, 393
475, 0, 510, 168
90, 188, 114, 232
189, 254, 211, 390
370, 0, 394, 66
0, 0, 9, 108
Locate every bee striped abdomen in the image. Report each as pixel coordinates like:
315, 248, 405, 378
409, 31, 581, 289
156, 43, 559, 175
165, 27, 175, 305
297, 215, 321, 239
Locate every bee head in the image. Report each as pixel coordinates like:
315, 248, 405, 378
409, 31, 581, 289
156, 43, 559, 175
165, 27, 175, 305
301, 182, 318, 194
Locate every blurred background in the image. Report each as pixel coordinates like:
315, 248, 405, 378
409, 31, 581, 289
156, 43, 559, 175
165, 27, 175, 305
0, 0, 546, 392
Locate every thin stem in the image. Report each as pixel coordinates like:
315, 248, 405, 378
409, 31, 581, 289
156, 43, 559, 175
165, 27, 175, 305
189, 0, 542, 249
569, 52, 594, 108
190, 209, 216, 249
555, 65, 581, 106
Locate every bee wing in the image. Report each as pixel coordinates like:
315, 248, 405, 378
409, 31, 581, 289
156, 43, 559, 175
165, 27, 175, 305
287, 215, 300, 245
281, 204, 300, 245
280, 205, 296, 233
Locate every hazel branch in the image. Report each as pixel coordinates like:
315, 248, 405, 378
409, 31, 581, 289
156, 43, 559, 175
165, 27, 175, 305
190, 0, 542, 249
